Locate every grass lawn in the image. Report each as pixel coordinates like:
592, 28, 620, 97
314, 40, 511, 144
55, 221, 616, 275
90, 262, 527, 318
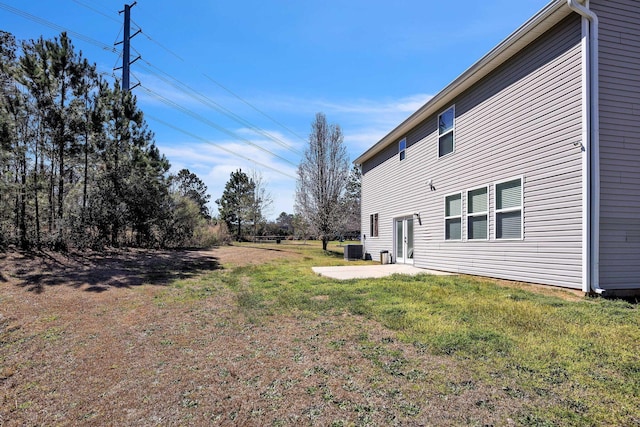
1, 241, 639, 425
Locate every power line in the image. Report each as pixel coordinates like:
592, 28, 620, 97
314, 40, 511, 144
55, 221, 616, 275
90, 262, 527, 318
203, 74, 308, 144
123, 15, 305, 146
1, 1, 302, 180
137, 59, 301, 156
0, 2, 118, 54
146, 114, 296, 180
69, 1, 302, 157
139, 84, 298, 168
61, 0, 304, 155
131, 18, 184, 62
71, 0, 120, 24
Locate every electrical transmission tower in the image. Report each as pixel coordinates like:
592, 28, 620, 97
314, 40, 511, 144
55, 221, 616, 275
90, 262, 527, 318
115, 2, 141, 91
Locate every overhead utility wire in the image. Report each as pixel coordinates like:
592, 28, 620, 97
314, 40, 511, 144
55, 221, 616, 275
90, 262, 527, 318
2, 2, 300, 177
126, 18, 305, 147
0, 2, 118, 79
4, 1, 304, 154
0, 2, 118, 54
138, 84, 297, 168
71, 0, 120, 23
137, 75, 296, 179
131, 19, 184, 62
145, 114, 296, 180
137, 59, 301, 156
137, 78, 295, 167
203, 74, 308, 145
111, 23, 125, 75
52, 0, 302, 154
71, 1, 301, 156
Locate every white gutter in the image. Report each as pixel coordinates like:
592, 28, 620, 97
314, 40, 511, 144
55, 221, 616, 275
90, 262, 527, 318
567, 0, 602, 294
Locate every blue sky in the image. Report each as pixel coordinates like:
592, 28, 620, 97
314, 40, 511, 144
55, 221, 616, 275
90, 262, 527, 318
0, 0, 550, 218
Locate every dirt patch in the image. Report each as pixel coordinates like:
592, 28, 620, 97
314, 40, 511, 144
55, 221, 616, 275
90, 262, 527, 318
0, 244, 301, 294
0, 248, 220, 293
1, 246, 539, 425
212, 243, 304, 267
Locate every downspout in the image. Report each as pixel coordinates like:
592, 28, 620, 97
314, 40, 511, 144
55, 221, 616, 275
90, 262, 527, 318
567, 0, 602, 294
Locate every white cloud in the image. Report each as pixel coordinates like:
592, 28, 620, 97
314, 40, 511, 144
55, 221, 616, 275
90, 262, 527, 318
246, 92, 433, 159
344, 128, 394, 155
315, 93, 432, 116
317, 93, 434, 158
254, 93, 431, 121
155, 92, 432, 219
158, 137, 298, 219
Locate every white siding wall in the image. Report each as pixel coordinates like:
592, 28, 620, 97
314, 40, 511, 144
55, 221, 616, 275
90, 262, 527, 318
592, 0, 640, 289
361, 14, 584, 289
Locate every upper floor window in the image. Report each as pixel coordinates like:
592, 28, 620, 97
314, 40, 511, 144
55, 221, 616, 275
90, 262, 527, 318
399, 138, 406, 161
444, 193, 462, 240
467, 186, 488, 240
438, 106, 455, 157
495, 178, 523, 239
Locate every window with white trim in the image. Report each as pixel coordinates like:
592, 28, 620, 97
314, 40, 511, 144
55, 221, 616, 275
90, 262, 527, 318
444, 193, 462, 240
399, 138, 406, 161
438, 106, 455, 157
467, 186, 488, 240
370, 213, 379, 237
495, 178, 522, 239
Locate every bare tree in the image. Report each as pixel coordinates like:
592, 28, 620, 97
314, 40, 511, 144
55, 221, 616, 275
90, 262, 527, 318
248, 169, 273, 238
292, 213, 312, 243
295, 113, 349, 250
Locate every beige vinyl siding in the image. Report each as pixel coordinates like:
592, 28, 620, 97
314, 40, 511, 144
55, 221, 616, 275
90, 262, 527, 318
361, 14, 584, 288
361, 147, 422, 261
592, 0, 640, 289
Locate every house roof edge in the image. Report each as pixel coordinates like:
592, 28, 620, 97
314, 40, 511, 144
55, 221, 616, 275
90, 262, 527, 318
354, 0, 570, 166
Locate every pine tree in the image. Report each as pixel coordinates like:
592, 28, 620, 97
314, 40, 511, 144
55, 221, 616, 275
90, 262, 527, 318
216, 169, 255, 241
17, 32, 98, 247
0, 31, 192, 250
172, 168, 211, 219
92, 80, 166, 246
0, 33, 18, 245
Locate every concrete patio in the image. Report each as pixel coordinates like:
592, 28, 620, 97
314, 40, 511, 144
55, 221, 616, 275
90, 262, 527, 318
312, 264, 454, 280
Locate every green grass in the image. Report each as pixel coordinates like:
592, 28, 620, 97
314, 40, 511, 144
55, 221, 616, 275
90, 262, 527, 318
176, 241, 640, 425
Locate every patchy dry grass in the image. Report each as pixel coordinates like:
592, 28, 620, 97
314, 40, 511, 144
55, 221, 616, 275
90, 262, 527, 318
1, 241, 639, 426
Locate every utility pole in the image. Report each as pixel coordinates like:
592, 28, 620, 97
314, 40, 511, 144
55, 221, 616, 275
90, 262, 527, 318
115, 2, 141, 91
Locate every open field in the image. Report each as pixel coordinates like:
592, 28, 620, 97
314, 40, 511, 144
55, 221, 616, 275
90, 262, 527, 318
1, 241, 639, 426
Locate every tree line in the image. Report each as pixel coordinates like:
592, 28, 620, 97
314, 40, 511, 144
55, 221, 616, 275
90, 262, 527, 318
1, 30, 362, 251
216, 161, 360, 245
0, 31, 213, 250
216, 113, 363, 249
215, 111, 362, 246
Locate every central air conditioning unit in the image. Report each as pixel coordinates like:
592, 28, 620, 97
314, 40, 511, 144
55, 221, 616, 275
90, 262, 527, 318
343, 244, 363, 260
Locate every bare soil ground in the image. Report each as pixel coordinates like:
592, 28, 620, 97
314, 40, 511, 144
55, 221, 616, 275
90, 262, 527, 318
1, 246, 534, 425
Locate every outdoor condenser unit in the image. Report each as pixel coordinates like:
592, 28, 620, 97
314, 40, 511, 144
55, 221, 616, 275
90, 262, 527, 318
343, 244, 363, 260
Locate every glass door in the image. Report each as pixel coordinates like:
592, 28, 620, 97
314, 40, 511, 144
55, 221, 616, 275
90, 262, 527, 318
396, 220, 404, 262
395, 217, 414, 264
